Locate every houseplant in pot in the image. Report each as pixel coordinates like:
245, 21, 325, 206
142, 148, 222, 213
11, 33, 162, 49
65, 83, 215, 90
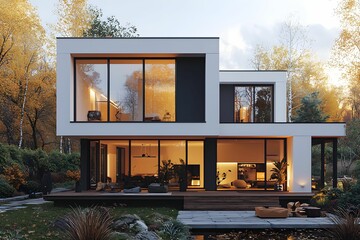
270, 158, 287, 191
66, 169, 81, 192
174, 158, 187, 192
149, 160, 174, 193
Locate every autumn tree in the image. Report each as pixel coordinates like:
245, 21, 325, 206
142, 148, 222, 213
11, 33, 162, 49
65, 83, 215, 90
332, 0, 360, 120
252, 20, 341, 122
338, 119, 360, 176
0, 0, 56, 149
53, 0, 91, 37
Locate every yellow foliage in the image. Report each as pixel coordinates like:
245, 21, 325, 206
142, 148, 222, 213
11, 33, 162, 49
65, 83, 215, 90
0, 0, 56, 148
252, 45, 341, 121
53, 0, 92, 37
332, 0, 360, 120
66, 170, 81, 181
2, 163, 28, 190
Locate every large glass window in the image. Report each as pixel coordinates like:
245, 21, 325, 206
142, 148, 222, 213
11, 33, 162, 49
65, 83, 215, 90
110, 60, 143, 121
75, 58, 175, 122
255, 86, 272, 122
217, 139, 286, 190
188, 141, 204, 188
145, 60, 175, 121
234, 85, 273, 123
76, 59, 108, 121
131, 140, 158, 176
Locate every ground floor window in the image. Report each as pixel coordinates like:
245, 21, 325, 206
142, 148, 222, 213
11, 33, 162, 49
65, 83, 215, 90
217, 139, 286, 190
88, 139, 204, 190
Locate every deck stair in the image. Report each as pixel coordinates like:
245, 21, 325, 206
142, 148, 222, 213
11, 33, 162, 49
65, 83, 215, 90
183, 195, 280, 210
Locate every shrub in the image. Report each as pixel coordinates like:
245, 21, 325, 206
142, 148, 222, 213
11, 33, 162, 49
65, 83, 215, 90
21, 180, 41, 194
0, 178, 15, 198
310, 187, 343, 212
22, 148, 49, 181
66, 170, 80, 182
0, 143, 13, 173
7, 144, 24, 167
66, 152, 80, 170
56, 206, 114, 240
48, 151, 80, 173
327, 207, 360, 240
2, 163, 28, 190
338, 182, 360, 208
51, 172, 67, 183
158, 219, 190, 240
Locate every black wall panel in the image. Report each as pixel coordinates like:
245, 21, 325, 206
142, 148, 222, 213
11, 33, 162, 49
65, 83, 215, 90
220, 84, 234, 123
176, 57, 205, 122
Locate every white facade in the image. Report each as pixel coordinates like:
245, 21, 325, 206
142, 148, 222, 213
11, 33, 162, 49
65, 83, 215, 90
57, 37, 346, 193
57, 38, 219, 137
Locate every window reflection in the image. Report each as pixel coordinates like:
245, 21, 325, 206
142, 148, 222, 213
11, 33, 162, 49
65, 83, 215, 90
234, 86, 273, 123
75, 58, 176, 122
255, 86, 272, 122
145, 60, 175, 122
76, 59, 107, 121
234, 86, 253, 122
110, 60, 143, 121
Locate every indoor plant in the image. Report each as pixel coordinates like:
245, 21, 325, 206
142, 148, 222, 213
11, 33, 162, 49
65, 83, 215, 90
270, 158, 287, 191
174, 159, 187, 192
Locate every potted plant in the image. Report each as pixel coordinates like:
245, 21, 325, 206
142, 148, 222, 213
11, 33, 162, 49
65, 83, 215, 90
149, 160, 174, 193
66, 169, 81, 192
270, 158, 287, 191
174, 158, 187, 192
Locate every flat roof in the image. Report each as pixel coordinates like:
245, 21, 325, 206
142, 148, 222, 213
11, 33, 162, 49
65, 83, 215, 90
220, 70, 287, 72
57, 37, 219, 40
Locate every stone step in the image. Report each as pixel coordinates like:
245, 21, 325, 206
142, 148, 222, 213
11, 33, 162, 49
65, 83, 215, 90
184, 196, 280, 210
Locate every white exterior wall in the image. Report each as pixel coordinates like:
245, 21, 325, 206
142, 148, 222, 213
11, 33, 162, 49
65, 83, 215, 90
219, 71, 287, 122
57, 38, 219, 137
57, 38, 346, 193
288, 136, 312, 192
219, 123, 346, 137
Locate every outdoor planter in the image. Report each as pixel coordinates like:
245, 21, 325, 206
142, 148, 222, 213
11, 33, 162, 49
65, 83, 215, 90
148, 183, 168, 193
75, 181, 81, 192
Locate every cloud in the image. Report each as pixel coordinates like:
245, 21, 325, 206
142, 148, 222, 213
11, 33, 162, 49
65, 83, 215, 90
219, 24, 281, 70
219, 22, 339, 70
307, 24, 339, 60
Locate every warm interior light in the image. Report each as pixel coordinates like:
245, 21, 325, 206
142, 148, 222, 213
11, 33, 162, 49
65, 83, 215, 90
191, 179, 200, 186
299, 181, 306, 188
256, 172, 265, 181
89, 88, 96, 110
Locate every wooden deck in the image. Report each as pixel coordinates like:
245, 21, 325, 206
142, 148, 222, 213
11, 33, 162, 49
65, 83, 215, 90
44, 190, 314, 210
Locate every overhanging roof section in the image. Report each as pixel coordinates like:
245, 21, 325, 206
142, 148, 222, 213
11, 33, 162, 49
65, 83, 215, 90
219, 123, 346, 137
57, 37, 219, 55
219, 70, 287, 85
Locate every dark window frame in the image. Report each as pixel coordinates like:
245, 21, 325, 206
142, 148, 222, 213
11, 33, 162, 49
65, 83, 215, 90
73, 57, 177, 123
233, 84, 274, 123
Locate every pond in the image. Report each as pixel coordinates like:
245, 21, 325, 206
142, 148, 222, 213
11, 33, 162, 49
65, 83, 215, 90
192, 229, 331, 240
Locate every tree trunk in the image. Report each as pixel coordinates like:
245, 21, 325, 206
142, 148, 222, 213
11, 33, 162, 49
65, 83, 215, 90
18, 76, 29, 149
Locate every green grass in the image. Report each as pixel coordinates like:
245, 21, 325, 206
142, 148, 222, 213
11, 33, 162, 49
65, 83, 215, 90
0, 202, 178, 239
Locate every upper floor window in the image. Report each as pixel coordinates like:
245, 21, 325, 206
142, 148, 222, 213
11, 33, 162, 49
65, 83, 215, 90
234, 85, 273, 123
74, 58, 175, 122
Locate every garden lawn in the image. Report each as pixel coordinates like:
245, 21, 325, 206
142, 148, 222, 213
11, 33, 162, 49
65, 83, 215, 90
0, 202, 178, 240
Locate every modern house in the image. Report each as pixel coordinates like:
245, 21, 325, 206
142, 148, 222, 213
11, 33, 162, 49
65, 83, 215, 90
56, 37, 346, 194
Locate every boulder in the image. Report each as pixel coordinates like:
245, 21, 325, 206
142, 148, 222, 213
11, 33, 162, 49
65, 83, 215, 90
134, 231, 160, 240
112, 214, 141, 231
130, 220, 148, 232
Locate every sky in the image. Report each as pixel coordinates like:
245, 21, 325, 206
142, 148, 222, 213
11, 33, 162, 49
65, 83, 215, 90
29, 0, 342, 83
